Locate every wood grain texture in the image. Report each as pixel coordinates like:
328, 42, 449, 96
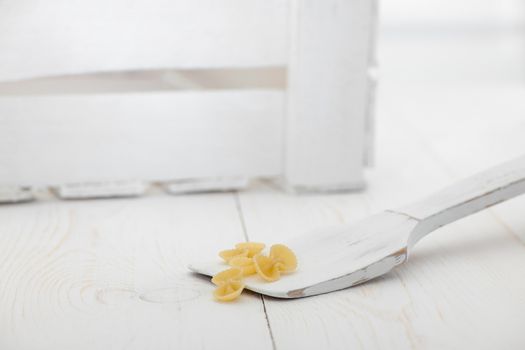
0, 190, 274, 350
1, 84, 524, 349
189, 210, 416, 297
191, 153, 525, 297
388, 84, 525, 246
0, 0, 374, 192
237, 89, 525, 348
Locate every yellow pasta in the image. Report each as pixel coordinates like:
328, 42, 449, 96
218, 248, 248, 263
218, 242, 265, 263
269, 244, 298, 272
211, 267, 243, 285
211, 268, 245, 302
253, 244, 297, 282
229, 256, 257, 276
213, 243, 297, 301
235, 242, 265, 258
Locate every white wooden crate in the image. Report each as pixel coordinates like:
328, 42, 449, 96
0, 0, 377, 199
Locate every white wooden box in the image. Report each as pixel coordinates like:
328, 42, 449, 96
0, 0, 377, 199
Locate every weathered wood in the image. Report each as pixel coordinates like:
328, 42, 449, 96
0, 186, 33, 203
388, 84, 525, 245
164, 177, 248, 194
238, 183, 525, 349
0, 0, 374, 192
54, 180, 147, 199
0, 191, 274, 350
190, 211, 416, 297
400, 155, 525, 247
1, 70, 524, 350
232, 101, 525, 348
191, 154, 525, 297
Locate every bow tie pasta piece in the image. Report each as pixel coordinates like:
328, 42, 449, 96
235, 242, 265, 258
211, 267, 243, 285
253, 254, 282, 282
253, 244, 297, 282
213, 280, 244, 302
212, 268, 245, 302
269, 244, 298, 272
219, 242, 265, 263
229, 256, 256, 276
219, 248, 249, 263
212, 243, 297, 300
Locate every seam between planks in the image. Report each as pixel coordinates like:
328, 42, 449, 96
234, 192, 250, 243
234, 192, 277, 350
260, 295, 278, 350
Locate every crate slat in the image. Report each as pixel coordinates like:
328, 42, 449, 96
0, 90, 284, 186
283, 0, 376, 191
0, 0, 287, 82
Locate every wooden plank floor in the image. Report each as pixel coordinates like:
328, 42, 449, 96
1, 83, 524, 349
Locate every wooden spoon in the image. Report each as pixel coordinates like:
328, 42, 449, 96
189, 155, 525, 298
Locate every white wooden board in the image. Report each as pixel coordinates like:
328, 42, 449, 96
0, 84, 524, 349
0, 185, 33, 203
0, 0, 288, 82
0, 0, 375, 192
54, 180, 148, 199
0, 90, 284, 186
164, 176, 248, 194
386, 84, 525, 246
284, 0, 376, 191
0, 191, 274, 350
236, 90, 525, 349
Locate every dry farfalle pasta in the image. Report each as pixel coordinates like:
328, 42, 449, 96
229, 256, 257, 276
212, 243, 297, 301
211, 267, 245, 302
219, 242, 265, 263
253, 244, 298, 282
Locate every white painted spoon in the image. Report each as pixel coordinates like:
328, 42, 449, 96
189, 155, 525, 298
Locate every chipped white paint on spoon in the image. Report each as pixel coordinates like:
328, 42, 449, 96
189, 155, 525, 298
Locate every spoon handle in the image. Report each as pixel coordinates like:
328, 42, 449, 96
397, 155, 525, 246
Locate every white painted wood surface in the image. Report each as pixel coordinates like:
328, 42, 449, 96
0, 191, 274, 350
191, 145, 525, 298
190, 210, 416, 297
1, 84, 524, 349
401, 155, 525, 246
0, 0, 288, 82
164, 177, 248, 194
0, 91, 284, 186
235, 86, 525, 349
0, 186, 33, 203
0, 0, 375, 192
54, 180, 148, 199
284, 0, 376, 191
